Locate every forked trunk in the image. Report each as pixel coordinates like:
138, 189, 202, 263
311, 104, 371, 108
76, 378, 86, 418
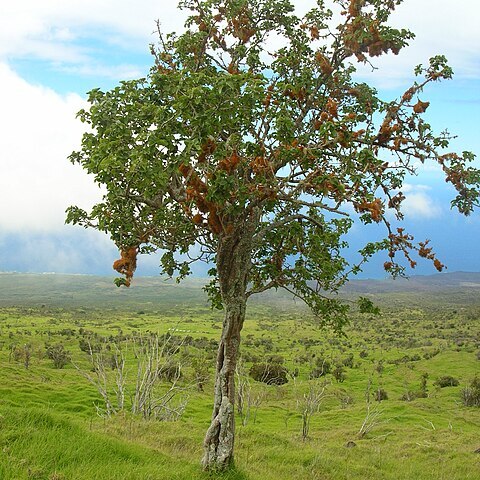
202, 222, 255, 471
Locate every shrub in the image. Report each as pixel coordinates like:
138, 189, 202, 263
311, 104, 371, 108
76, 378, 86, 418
241, 351, 259, 363
158, 362, 182, 382
45, 344, 70, 369
10, 343, 33, 369
375, 360, 384, 375
59, 328, 75, 337
418, 373, 429, 398
190, 355, 210, 392
400, 390, 418, 402
266, 355, 285, 365
309, 357, 331, 378
461, 377, 480, 407
434, 376, 459, 388
332, 364, 346, 383
335, 389, 355, 408
79, 338, 102, 353
423, 348, 440, 360
375, 388, 389, 401
249, 363, 288, 385
401, 374, 429, 401
342, 353, 355, 368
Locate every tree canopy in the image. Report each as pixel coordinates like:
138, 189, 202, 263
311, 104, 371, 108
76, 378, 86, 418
67, 0, 479, 470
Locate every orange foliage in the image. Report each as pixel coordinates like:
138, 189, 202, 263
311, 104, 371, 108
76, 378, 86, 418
296, 88, 307, 102
315, 52, 334, 76
284, 87, 306, 102
207, 206, 223, 235
113, 247, 138, 287
218, 151, 241, 174
352, 129, 365, 139
198, 138, 217, 163
320, 111, 330, 122
348, 0, 363, 17
179, 163, 208, 194
157, 65, 172, 75
418, 241, 433, 259
336, 130, 349, 148
251, 184, 277, 201
250, 156, 272, 175
326, 98, 338, 118
413, 100, 430, 114
178, 163, 193, 177
231, 13, 256, 43
376, 124, 393, 145
179, 159, 233, 235
433, 258, 445, 272
227, 62, 239, 74
388, 192, 405, 209
355, 198, 384, 222
344, 5, 401, 59
401, 87, 415, 103
192, 213, 204, 225
418, 240, 444, 271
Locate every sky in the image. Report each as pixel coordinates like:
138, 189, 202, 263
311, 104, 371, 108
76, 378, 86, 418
0, 0, 479, 279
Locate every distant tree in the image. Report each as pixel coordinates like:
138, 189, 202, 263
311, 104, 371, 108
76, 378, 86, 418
67, 0, 479, 471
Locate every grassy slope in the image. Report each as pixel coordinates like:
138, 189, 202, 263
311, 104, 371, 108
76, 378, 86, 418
0, 274, 479, 479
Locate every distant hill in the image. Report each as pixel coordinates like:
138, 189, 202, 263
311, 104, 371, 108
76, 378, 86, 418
0, 273, 208, 310
0, 271, 479, 310
342, 271, 480, 293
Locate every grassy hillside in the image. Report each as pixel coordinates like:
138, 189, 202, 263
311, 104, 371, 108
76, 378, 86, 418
0, 273, 479, 479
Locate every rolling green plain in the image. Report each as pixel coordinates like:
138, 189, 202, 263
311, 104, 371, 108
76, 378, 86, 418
0, 272, 479, 479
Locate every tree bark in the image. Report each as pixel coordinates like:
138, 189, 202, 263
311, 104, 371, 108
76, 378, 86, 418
201, 221, 255, 471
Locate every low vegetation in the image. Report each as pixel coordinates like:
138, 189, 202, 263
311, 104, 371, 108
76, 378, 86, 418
0, 274, 479, 479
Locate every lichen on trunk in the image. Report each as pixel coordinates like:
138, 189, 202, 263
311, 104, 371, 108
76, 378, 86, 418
202, 220, 255, 471
201, 300, 244, 470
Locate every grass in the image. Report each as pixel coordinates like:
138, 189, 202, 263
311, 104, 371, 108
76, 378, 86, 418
0, 274, 479, 478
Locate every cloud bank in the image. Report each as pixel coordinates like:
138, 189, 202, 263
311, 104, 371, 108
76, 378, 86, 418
0, 63, 101, 232
1, 1, 479, 83
0, 0, 479, 276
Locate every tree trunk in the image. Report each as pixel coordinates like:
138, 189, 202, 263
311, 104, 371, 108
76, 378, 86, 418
201, 222, 255, 471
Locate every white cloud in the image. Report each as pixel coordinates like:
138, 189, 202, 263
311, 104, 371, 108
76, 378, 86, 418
1, 0, 479, 84
399, 184, 442, 219
403, 192, 442, 219
402, 184, 430, 194
58, 63, 145, 80
0, 0, 187, 63
0, 63, 102, 232
344, 0, 480, 87
0, 229, 119, 274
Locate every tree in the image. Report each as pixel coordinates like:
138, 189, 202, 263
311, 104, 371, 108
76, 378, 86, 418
67, 0, 479, 471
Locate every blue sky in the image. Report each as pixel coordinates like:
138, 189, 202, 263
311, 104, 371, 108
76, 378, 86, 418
0, 0, 479, 279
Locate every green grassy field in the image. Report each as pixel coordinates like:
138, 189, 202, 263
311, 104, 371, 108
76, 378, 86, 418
0, 273, 479, 479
